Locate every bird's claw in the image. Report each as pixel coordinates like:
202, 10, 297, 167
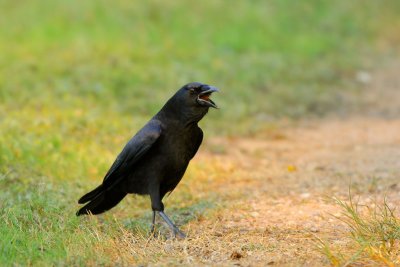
172, 228, 186, 239
157, 211, 186, 239
149, 225, 185, 239
149, 226, 159, 238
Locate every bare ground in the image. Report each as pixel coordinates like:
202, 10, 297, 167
195, 117, 400, 266
177, 61, 400, 266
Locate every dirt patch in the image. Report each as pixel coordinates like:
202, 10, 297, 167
195, 117, 400, 265
187, 61, 400, 266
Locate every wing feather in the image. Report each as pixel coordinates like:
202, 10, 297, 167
102, 120, 162, 187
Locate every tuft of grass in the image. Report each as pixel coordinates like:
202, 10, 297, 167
316, 193, 400, 266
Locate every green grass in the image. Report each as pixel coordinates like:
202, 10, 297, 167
1, 0, 400, 265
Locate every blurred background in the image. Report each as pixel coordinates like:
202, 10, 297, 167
1, 1, 399, 129
1, 0, 399, 265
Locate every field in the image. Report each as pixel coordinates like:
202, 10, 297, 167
1, 1, 400, 266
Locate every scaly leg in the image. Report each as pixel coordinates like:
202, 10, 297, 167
149, 185, 185, 238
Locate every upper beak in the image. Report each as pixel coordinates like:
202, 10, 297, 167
203, 86, 219, 94
197, 85, 220, 109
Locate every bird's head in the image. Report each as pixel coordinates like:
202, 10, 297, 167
162, 82, 219, 123
184, 82, 219, 109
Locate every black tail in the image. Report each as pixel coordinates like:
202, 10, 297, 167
76, 186, 127, 216
78, 184, 104, 204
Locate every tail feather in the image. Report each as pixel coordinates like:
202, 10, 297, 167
78, 184, 104, 204
76, 187, 127, 216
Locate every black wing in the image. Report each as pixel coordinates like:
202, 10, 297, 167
102, 119, 162, 187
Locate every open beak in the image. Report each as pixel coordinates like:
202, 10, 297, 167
197, 86, 219, 109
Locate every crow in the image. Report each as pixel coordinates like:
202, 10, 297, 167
76, 82, 219, 238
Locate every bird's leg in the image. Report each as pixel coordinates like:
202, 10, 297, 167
149, 210, 157, 236
150, 185, 185, 238
158, 211, 186, 239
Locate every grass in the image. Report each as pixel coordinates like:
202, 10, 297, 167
316, 194, 400, 266
1, 0, 400, 265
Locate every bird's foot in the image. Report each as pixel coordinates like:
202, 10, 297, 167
158, 211, 187, 239
149, 226, 159, 238
172, 227, 186, 239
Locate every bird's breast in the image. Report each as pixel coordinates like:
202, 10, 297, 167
161, 129, 198, 166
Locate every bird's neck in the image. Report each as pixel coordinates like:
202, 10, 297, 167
156, 99, 206, 128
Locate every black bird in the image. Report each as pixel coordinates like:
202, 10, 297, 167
76, 82, 219, 238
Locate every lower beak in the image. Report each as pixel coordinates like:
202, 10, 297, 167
197, 86, 220, 109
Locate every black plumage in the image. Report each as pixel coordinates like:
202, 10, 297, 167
76, 82, 219, 237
